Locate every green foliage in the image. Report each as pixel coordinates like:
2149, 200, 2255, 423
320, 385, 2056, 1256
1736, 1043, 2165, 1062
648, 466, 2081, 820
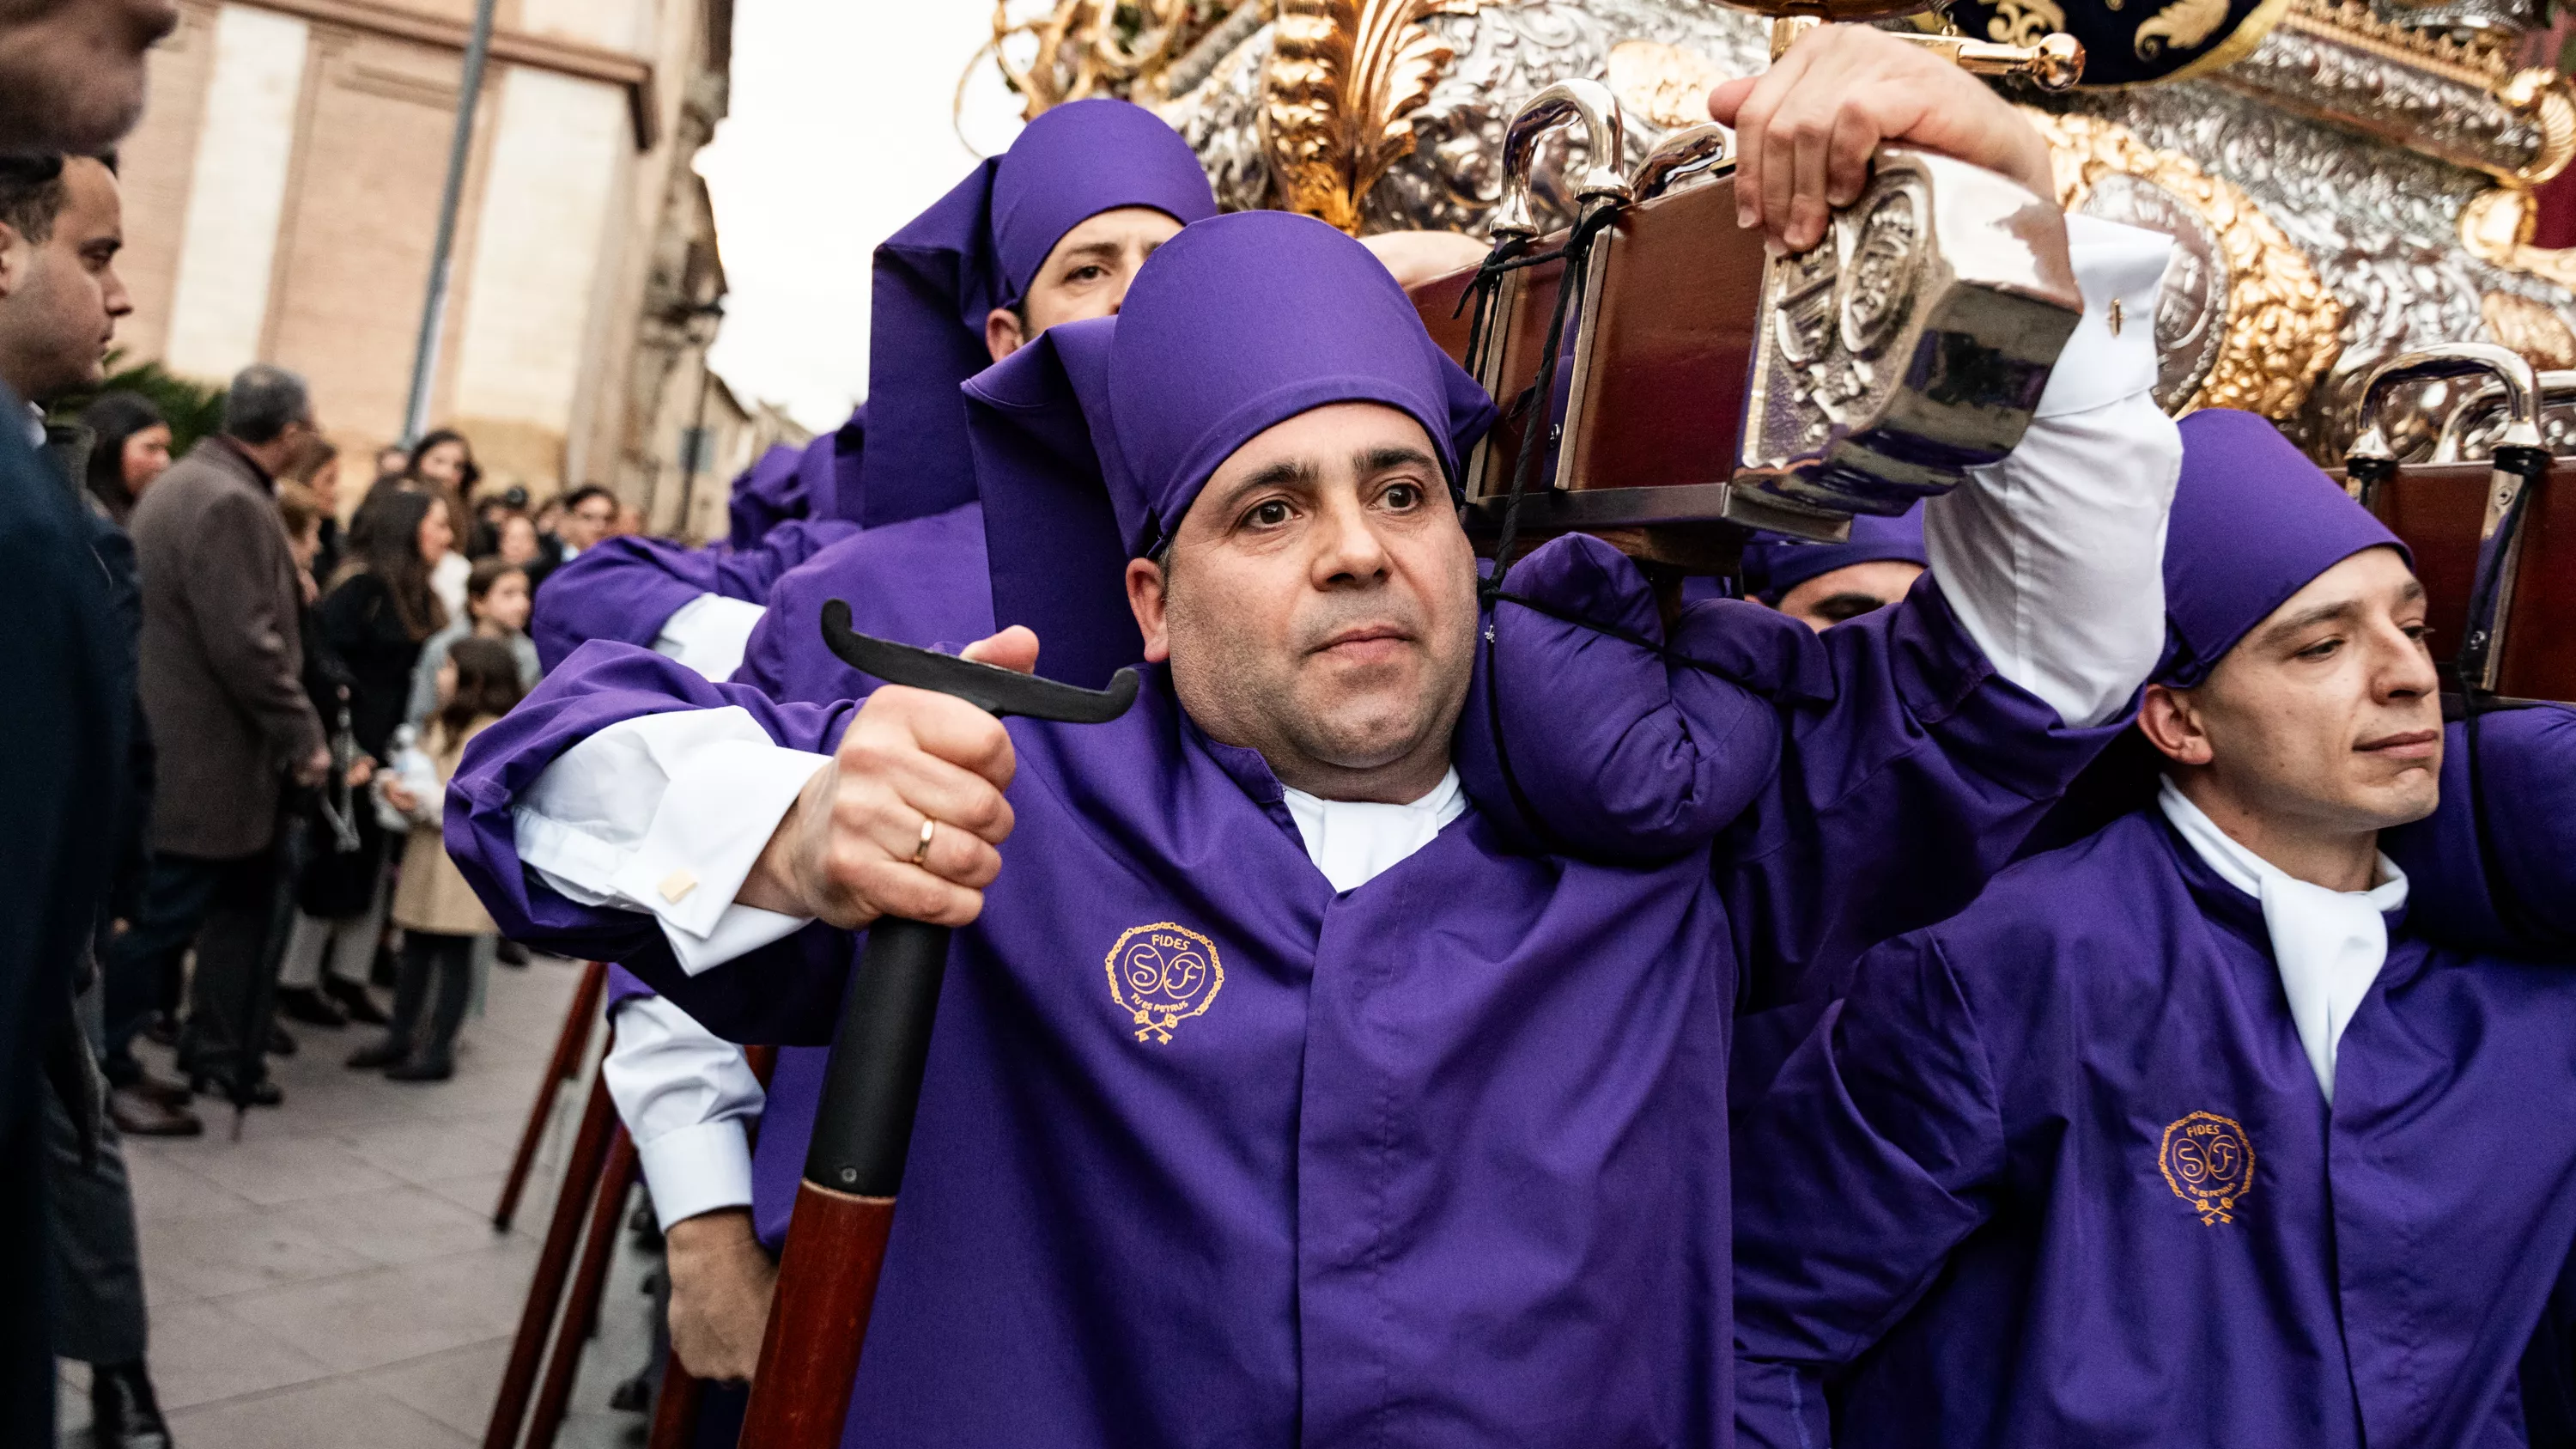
46, 351, 228, 457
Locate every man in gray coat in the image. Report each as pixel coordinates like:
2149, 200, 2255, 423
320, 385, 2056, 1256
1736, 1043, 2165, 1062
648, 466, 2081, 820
118, 364, 328, 1105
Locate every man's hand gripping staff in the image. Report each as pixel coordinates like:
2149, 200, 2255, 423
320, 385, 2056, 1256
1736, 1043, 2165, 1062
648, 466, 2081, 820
733, 606, 1137, 1449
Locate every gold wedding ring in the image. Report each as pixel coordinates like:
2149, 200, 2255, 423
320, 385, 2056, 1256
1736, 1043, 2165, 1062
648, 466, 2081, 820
912, 818, 937, 868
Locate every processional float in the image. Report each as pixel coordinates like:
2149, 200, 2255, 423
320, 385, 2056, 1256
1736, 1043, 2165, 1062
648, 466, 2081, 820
725, 0, 2576, 1439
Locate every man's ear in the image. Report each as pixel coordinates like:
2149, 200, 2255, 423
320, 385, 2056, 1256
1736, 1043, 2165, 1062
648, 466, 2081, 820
0, 221, 24, 301
2136, 681, 2214, 766
985, 307, 1027, 365
1125, 556, 1171, 664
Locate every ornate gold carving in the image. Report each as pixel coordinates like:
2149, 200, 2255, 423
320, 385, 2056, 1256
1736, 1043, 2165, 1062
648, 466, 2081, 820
1264, 0, 1475, 232
2481, 290, 2576, 369
1606, 40, 1730, 130
2495, 66, 2576, 186
974, 0, 1249, 120
2030, 111, 2343, 420
2460, 186, 2576, 289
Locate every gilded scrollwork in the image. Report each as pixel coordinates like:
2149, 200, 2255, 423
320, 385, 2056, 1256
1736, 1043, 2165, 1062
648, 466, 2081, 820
2028, 110, 2342, 420
1264, 0, 1479, 232
977, 0, 1247, 119
1982, 0, 2070, 47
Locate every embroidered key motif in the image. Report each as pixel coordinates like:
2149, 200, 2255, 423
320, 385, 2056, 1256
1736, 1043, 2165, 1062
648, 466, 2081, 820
2159, 1111, 2256, 1225
1105, 922, 1224, 1044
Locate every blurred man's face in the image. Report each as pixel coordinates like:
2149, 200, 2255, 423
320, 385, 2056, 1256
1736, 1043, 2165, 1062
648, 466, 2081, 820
0, 155, 129, 404
1771, 558, 1924, 630
2144, 546, 2443, 843
984, 206, 1185, 363
1126, 402, 1478, 803
562, 493, 616, 550
0, 0, 176, 152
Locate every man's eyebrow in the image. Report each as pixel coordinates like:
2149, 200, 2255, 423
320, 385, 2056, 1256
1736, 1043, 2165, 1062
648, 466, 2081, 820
1209, 456, 1320, 514
2254, 597, 2360, 646
1358, 444, 1437, 475
1055, 240, 1121, 268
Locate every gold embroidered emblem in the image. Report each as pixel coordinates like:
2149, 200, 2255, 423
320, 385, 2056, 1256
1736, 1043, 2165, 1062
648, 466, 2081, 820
2134, 0, 2229, 59
1105, 922, 1224, 1044
2159, 1111, 2256, 1225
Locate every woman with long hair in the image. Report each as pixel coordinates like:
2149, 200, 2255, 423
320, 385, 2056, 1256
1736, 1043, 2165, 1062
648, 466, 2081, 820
79, 390, 171, 527
273, 489, 453, 1028
403, 429, 477, 618
276, 432, 343, 587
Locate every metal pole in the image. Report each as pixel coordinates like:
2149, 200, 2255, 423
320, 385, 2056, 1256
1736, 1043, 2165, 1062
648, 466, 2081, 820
673, 347, 715, 539
401, 0, 499, 447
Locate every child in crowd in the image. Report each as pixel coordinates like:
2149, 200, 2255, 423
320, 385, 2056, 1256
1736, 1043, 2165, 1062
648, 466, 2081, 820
407, 556, 539, 728
351, 638, 526, 1081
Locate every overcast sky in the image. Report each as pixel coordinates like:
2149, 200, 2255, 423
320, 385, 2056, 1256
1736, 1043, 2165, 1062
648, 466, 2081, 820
698, 1, 1030, 431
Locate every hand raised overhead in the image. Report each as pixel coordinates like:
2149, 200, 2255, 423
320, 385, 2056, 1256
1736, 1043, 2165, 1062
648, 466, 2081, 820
1708, 25, 2057, 254
737, 627, 1040, 929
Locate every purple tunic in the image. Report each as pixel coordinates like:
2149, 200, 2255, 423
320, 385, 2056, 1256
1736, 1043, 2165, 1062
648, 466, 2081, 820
447, 210, 2143, 1443
721, 443, 810, 551
529, 515, 860, 673
448, 514, 2117, 1446
1731, 795, 2576, 1449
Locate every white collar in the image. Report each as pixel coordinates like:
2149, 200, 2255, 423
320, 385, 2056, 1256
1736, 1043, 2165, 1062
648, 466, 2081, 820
2158, 777, 2409, 1104
1281, 768, 1466, 893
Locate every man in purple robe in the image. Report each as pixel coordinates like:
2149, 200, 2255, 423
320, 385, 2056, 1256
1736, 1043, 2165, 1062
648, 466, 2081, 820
450, 31, 2180, 1443
530, 98, 1218, 680
582, 97, 1218, 1392
1731, 406, 2576, 1449
1741, 509, 1928, 630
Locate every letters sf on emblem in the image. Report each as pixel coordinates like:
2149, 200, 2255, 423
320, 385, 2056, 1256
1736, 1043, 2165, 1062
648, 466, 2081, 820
2158, 1111, 2257, 1225
1104, 922, 1225, 1044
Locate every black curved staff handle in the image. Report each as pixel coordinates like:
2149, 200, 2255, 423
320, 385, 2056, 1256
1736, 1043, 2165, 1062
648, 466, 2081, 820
738, 606, 1138, 1449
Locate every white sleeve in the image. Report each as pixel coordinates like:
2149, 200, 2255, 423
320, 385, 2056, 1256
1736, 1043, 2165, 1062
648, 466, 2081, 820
1923, 213, 2181, 730
653, 594, 769, 683
602, 994, 765, 1229
512, 705, 823, 974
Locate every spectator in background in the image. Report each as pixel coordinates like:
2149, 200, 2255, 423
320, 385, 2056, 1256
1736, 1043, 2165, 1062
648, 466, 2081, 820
408, 555, 537, 728
558, 484, 617, 557
614, 502, 646, 538
0, 9, 180, 1443
121, 362, 328, 1107
468, 483, 528, 559
271, 481, 369, 1032
407, 427, 477, 497
352, 637, 525, 1081
527, 484, 616, 592
274, 488, 451, 1028
77, 390, 167, 527
373, 444, 406, 483
278, 431, 343, 588
496, 512, 541, 567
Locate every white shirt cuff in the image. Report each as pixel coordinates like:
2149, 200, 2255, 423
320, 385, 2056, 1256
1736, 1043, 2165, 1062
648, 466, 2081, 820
515, 706, 825, 974
635, 1120, 757, 1228
653, 594, 769, 683
2031, 214, 2170, 419
1923, 214, 2179, 730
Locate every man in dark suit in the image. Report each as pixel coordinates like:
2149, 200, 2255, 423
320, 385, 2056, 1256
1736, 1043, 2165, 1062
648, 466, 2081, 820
118, 364, 328, 1111
0, 149, 177, 1449
0, 5, 182, 1445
